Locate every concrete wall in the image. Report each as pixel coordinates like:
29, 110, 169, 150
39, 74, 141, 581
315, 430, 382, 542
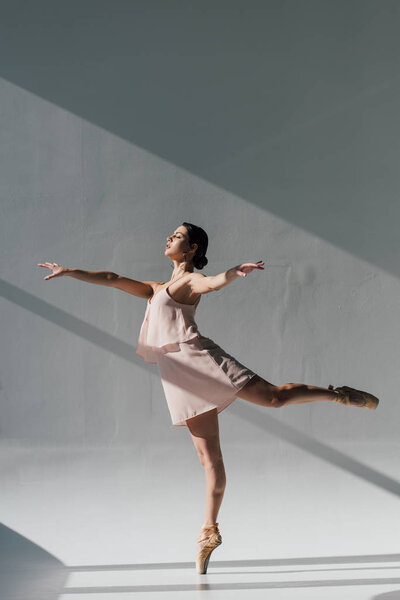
1, 0, 399, 454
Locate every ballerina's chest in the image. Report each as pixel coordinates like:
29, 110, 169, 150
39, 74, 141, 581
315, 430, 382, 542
136, 287, 201, 364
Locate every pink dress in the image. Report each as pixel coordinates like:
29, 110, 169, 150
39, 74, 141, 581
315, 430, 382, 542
136, 286, 257, 426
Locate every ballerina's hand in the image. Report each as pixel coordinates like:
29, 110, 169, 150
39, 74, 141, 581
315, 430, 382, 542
37, 262, 67, 280
234, 260, 265, 277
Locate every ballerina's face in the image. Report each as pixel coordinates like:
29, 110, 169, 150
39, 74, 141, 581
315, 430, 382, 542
165, 226, 195, 259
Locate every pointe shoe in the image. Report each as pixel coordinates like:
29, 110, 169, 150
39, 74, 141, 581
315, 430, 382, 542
328, 385, 379, 409
196, 522, 222, 574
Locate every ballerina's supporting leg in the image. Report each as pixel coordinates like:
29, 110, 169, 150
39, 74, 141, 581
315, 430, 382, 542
235, 375, 379, 409
186, 408, 226, 574
186, 408, 226, 526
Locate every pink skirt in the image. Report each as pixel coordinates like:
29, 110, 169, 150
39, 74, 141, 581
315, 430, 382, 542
155, 334, 257, 426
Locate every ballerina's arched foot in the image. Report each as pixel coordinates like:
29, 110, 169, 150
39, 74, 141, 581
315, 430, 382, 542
328, 385, 379, 409
196, 522, 222, 574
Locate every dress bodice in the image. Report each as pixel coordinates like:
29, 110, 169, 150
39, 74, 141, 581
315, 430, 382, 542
136, 286, 201, 363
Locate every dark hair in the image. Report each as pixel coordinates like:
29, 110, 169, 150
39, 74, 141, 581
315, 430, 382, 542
182, 222, 208, 270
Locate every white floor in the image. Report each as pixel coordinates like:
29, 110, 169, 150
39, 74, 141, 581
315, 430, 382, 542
1, 439, 400, 600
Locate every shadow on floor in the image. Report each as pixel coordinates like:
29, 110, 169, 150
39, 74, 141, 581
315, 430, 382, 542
0, 523, 67, 600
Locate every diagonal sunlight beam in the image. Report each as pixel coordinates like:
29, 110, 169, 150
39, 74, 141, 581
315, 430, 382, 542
1, 1, 399, 280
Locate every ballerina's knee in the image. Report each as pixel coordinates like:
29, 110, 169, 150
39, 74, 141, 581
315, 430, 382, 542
266, 384, 287, 408
237, 379, 304, 408
274, 383, 309, 407
269, 393, 286, 408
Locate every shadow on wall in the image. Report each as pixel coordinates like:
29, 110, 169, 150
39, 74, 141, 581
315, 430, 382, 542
0, 1, 399, 275
2, 278, 400, 499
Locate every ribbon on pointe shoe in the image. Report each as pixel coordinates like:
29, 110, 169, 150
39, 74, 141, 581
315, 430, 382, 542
197, 523, 221, 544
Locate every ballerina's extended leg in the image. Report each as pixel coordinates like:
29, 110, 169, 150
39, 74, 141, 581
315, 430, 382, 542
236, 376, 379, 410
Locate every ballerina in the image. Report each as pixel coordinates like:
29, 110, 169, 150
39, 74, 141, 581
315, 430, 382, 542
38, 221, 379, 574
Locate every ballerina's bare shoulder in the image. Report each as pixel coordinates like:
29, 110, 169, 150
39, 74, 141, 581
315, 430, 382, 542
150, 273, 206, 305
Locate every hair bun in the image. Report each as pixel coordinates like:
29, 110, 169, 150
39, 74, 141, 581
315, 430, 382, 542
194, 254, 208, 270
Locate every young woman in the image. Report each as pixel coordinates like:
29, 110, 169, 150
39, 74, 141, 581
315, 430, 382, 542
38, 221, 379, 574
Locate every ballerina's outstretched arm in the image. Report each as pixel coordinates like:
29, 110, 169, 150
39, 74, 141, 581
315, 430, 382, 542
190, 260, 265, 294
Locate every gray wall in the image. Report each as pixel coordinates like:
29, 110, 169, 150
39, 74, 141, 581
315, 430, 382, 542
1, 0, 399, 455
